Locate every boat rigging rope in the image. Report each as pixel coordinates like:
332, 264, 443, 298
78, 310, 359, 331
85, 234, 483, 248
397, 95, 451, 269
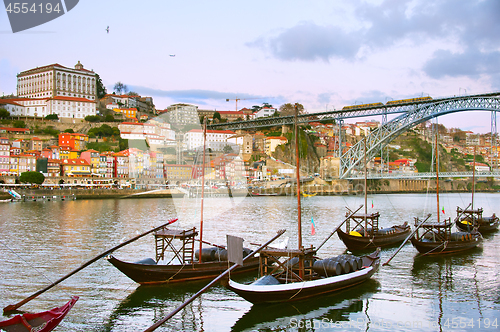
418, 240, 448, 256
0, 239, 71, 299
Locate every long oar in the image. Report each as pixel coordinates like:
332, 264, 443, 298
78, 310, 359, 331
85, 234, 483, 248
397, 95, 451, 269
382, 214, 432, 266
316, 205, 363, 252
4, 218, 178, 313
143, 229, 286, 332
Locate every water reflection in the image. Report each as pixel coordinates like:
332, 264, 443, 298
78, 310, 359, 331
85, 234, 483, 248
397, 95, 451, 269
101, 281, 209, 332
231, 279, 379, 332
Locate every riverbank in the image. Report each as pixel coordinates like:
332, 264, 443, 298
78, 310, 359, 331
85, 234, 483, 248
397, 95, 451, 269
1, 178, 498, 200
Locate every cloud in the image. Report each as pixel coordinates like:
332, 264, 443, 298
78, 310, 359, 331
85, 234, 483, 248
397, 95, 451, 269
423, 49, 500, 79
248, 22, 361, 62
126, 85, 266, 103
248, 0, 500, 70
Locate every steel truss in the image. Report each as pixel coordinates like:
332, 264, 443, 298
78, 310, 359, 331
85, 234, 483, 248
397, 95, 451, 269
340, 96, 500, 178
344, 171, 500, 180
207, 92, 500, 131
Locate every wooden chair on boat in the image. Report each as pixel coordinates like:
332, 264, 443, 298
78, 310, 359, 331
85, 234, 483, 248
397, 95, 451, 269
413, 217, 452, 243
259, 246, 316, 283
345, 210, 381, 237
154, 227, 198, 265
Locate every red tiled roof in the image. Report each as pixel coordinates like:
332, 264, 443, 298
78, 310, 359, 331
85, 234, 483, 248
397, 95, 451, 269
48, 96, 95, 103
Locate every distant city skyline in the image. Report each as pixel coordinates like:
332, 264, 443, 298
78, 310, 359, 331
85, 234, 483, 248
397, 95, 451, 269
1, 0, 499, 133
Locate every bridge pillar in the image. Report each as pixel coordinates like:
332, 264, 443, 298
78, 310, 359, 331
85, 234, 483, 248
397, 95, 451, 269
337, 119, 344, 158
492, 111, 497, 170
281, 124, 290, 134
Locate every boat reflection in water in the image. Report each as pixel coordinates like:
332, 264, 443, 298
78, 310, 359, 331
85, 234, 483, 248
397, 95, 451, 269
102, 281, 210, 332
231, 279, 379, 332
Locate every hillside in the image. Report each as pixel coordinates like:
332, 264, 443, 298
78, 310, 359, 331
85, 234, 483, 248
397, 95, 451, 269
388, 130, 470, 172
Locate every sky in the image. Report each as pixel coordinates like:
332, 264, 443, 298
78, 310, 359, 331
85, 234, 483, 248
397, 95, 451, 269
1, 0, 499, 133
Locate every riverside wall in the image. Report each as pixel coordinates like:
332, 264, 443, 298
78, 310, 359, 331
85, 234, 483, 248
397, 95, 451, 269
0, 178, 497, 200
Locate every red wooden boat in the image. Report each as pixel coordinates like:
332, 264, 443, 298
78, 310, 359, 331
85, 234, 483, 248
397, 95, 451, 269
0, 296, 78, 332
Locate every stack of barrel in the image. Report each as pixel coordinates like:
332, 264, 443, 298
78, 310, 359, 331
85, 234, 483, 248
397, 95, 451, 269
312, 254, 364, 277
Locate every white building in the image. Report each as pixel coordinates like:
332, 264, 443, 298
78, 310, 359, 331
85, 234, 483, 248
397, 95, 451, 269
253, 107, 277, 118
17, 61, 97, 100
184, 129, 236, 150
166, 103, 200, 126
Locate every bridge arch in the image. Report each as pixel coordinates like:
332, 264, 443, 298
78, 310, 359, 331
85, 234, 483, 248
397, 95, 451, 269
340, 96, 500, 178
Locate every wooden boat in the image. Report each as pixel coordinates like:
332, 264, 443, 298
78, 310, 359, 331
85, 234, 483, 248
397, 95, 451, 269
250, 192, 278, 196
302, 192, 317, 197
410, 131, 482, 255
226, 248, 380, 304
454, 146, 499, 233
455, 207, 499, 233
0, 296, 78, 332
108, 119, 259, 285
226, 105, 381, 304
338, 140, 411, 251
410, 218, 482, 254
337, 213, 411, 251
107, 227, 260, 284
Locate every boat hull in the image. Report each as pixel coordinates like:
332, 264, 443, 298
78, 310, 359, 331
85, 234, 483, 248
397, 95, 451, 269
107, 255, 260, 285
455, 218, 499, 233
0, 296, 78, 332
410, 234, 482, 255
337, 225, 411, 251
226, 252, 380, 304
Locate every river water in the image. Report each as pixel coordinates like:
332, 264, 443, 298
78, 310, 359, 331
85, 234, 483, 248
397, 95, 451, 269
0, 192, 499, 331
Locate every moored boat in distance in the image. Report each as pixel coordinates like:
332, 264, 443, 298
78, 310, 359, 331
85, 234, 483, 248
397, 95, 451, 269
337, 211, 411, 251
455, 207, 499, 233
410, 217, 482, 254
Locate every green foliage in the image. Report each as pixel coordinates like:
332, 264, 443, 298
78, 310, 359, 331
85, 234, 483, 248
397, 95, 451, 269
13, 120, 26, 128
42, 126, 59, 137
119, 138, 128, 151
64, 128, 74, 133
86, 142, 113, 152
96, 74, 107, 99
0, 108, 10, 119
19, 171, 45, 184
223, 145, 233, 153
104, 114, 115, 122
44, 114, 59, 120
85, 115, 101, 123
213, 111, 221, 121
88, 124, 119, 138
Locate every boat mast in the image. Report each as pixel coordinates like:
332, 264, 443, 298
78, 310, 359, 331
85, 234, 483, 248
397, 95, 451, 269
364, 139, 368, 232
435, 131, 440, 224
472, 144, 476, 211
294, 104, 302, 250
199, 118, 207, 263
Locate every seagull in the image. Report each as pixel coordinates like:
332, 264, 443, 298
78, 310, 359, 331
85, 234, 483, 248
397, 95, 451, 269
106, 26, 109, 34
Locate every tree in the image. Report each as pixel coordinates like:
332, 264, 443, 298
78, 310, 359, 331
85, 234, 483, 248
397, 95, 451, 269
127, 91, 139, 96
19, 171, 45, 185
0, 108, 10, 119
85, 115, 101, 123
44, 114, 59, 120
223, 145, 233, 154
105, 114, 115, 122
64, 128, 74, 133
13, 120, 26, 128
279, 103, 305, 116
113, 81, 128, 94
213, 111, 221, 123
96, 74, 107, 99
